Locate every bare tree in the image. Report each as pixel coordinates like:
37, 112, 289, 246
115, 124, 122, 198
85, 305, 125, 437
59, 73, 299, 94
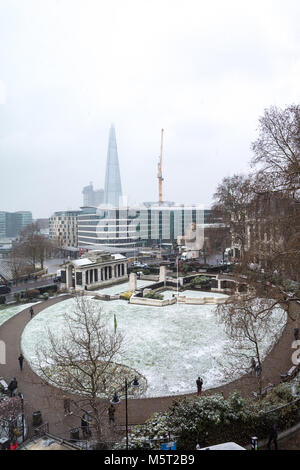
7, 245, 33, 279
204, 224, 231, 262
216, 294, 286, 397
251, 104, 300, 201
14, 223, 54, 271
213, 174, 254, 259
35, 296, 144, 446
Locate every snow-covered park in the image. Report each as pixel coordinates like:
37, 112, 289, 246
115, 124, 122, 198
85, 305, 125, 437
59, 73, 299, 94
20, 283, 287, 397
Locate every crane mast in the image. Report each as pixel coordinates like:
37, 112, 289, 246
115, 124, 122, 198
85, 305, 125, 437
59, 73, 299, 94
157, 128, 164, 204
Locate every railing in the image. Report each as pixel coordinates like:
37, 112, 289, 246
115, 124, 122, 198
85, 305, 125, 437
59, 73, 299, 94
33, 422, 49, 437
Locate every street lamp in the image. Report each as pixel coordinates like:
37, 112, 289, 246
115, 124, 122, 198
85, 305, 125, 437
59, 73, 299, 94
110, 376, 139, 450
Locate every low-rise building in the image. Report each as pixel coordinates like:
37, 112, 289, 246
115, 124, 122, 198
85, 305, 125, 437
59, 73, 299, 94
60, 250, 128, 291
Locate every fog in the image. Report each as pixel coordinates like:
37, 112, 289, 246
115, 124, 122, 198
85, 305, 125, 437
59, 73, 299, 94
1, 0, 300, 217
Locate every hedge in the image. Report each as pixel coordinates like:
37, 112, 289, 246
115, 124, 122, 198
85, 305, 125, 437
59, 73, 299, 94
114, 383, 300, 450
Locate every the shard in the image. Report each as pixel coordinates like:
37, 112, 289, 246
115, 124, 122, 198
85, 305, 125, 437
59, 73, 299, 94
104, 124, 123, 206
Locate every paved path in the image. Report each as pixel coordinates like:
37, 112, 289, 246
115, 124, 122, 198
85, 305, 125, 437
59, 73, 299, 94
0, 296, 299, 445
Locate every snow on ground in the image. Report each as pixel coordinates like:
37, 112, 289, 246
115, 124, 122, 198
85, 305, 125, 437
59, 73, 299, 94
162, 290, 228, 300
0, 302, 38, 327
21, 295, 287, 398
92, 280, 155, 295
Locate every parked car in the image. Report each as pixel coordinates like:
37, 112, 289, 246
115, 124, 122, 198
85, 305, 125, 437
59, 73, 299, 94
132, 262, 148, 268
0, 285, 11, 294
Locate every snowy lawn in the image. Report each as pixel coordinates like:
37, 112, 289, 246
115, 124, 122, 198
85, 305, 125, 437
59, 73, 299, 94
0, 302, 39, 327
91, 280, 155, 295
21, 297, 286, 398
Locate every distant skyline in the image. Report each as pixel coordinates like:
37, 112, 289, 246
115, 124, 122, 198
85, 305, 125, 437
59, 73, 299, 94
1, 0, 300, 218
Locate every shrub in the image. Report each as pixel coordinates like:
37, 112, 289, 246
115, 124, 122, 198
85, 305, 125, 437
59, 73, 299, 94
190, 276, 211, 287
26, 289, 40, 299
148, 266, 159, 274
0, 296, 6, 305
38, 285, 58, 295
144, 292, 164, 300
114, 412, 171, 450
120, 291, 134, 300
118, 384, 300, 450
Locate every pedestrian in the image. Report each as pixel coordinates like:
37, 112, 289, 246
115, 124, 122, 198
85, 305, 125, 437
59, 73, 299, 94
8, 378, 18, 397
267, 422, 278, 450
294, 328, 299, 341
81, 412, 91, 438
63, 397, 72, 416
255, 363, 262, 377
250, 357, 256, 374
108, 404, 115, 425
18, 353, 24, 371
196, 376, 203, 396
29, 306, 34, 319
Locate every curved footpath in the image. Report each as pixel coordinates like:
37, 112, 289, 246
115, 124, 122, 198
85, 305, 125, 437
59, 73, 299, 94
0, 296, 299, 443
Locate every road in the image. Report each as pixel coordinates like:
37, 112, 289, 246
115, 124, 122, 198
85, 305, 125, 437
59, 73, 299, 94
4, 277, 59, 302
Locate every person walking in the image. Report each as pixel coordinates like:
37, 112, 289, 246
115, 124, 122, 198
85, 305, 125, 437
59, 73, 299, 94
8, 378, 18, 397
81, 412, 91, 438
196, 376, 203, 396
18, 353, 24, 371
250, 357, 256, 374
29, 306, 34, 319
256, 364, 262, 377
267, 422, 278, 450
108, 404, 115, 425
294, 328, 299, 341
63, 397, 72, 416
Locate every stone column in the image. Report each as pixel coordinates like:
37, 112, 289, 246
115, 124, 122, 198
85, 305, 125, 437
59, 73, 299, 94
129, 273, 137, 291
159, 265, 166, 285
66, 265, 73, 289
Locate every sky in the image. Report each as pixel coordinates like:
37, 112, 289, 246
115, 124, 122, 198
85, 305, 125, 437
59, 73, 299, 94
1, 0, 300, 218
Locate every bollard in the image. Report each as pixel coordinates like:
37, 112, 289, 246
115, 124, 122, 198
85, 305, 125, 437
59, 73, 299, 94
70, 428, 80, 441
32, 410, 42, 427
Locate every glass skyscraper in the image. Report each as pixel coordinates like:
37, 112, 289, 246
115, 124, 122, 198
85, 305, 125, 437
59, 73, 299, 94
104, 125, 123, 206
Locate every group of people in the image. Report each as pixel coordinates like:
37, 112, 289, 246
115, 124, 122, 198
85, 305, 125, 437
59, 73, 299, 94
61, 401, 116, 440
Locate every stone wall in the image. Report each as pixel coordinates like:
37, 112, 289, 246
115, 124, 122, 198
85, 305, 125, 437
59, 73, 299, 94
129, 295, 177, 307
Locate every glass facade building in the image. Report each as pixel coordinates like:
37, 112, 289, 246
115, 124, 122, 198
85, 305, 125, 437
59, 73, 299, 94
104, 125, 123, 206
77, 204, 205, 248
0, 211, 32, 239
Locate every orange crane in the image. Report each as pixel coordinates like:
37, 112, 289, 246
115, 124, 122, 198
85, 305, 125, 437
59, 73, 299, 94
157, 128, 164, 204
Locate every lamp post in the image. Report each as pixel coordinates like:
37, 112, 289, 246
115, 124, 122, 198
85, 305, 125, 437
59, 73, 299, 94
110, 376, 139, 450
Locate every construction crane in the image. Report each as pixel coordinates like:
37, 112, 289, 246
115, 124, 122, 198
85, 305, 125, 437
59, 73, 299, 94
157, 128, 164, 204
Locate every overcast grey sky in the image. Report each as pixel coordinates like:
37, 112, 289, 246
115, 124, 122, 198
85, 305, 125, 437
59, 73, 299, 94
1, 0, 300, 218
